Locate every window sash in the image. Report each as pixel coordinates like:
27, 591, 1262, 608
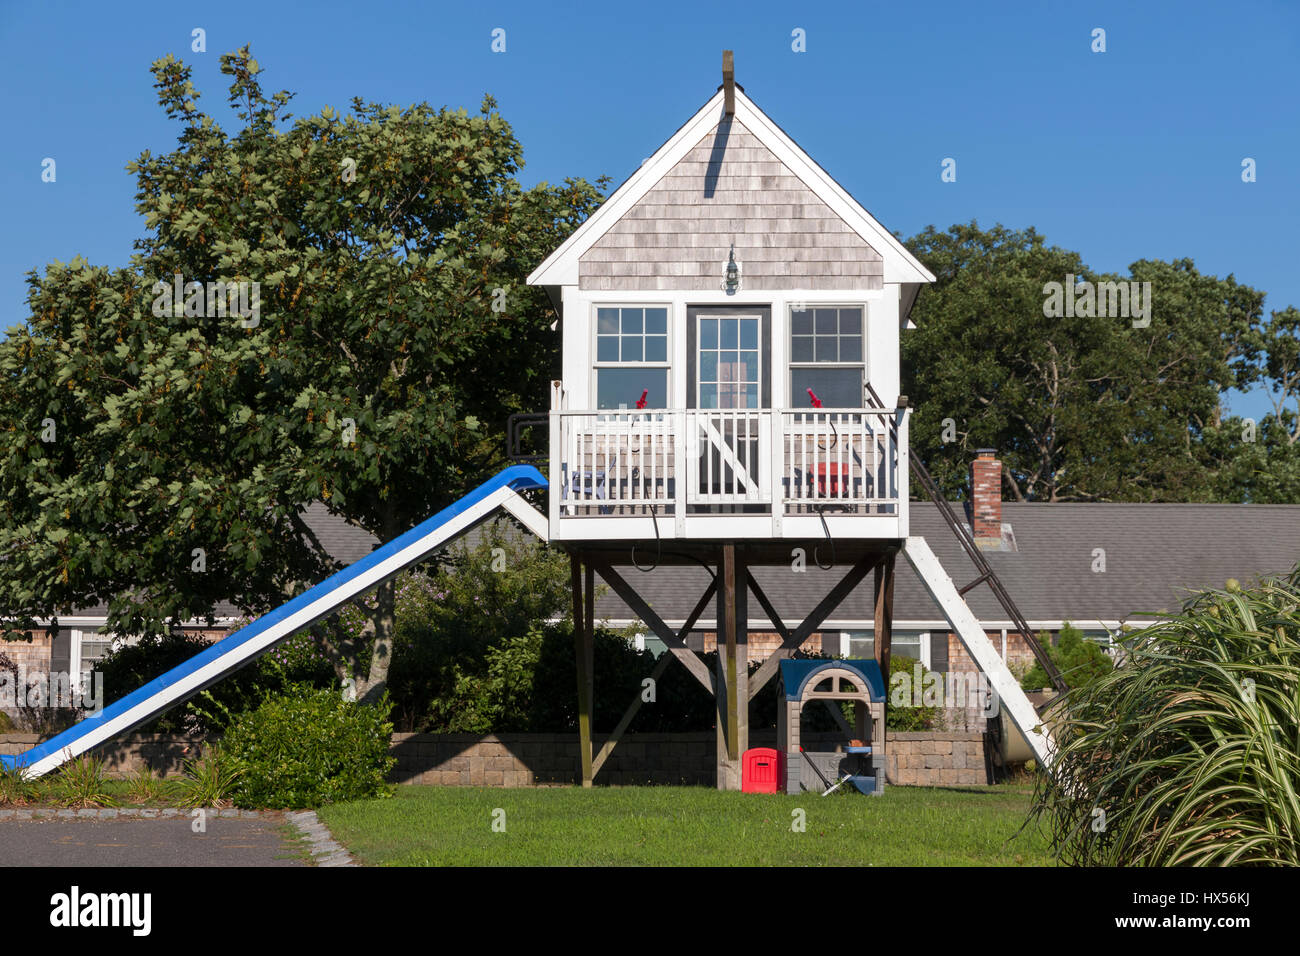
789, 305, 865, 408
697, 314, 762, 409
789, 306, 864, 366
595, 306, 670, 367
843, 631, 930, 668
593, 305, 672, 410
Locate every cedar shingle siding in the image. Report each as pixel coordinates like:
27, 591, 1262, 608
579, 121, 884, 291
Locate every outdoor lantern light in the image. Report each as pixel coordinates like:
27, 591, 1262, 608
725, 245, 740, 293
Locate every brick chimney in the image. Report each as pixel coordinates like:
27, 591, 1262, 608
970, 449, 1002, 545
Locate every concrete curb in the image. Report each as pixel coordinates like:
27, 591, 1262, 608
284, 810, 358, 867
0, 807, 279, 821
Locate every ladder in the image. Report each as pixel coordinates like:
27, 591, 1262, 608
867, 385, 1066, 697
907, 450, 1067, 697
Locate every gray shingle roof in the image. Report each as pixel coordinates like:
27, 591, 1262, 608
587, 503, 1300, 629
59, 500, 1300, 631
63, 503, 382, 622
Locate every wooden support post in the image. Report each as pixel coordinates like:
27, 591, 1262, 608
715, 544, 748, 790
874, 552, 896, 728
570, 554, 594, 787
584, 562, 595, 700
723, 546, 738, 763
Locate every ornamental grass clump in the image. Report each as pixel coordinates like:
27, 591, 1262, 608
174, 745, 241, 809
1031, 565, 1300, 866
0, 762, 41, 806
51, 755, 116, 809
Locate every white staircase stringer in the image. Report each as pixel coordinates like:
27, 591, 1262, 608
901, 536, 1055, 769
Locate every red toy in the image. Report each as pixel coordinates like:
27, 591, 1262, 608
741, 747, 784, 793
806, 387, 823, 408
635, 389, 648, 410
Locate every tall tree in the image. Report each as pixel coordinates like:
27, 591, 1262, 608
0, 48, 605, 703
1204, 305, 1300, 502
901, 222, 1268, 503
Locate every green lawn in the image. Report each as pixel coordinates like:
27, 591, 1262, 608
318, 784, 1054, 866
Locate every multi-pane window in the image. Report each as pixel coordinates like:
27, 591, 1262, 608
790, 306, 865, 408
845, 631, 928, 666
698, 315, 760, 409
595, 306, 669, 409
77, 631, 114, 691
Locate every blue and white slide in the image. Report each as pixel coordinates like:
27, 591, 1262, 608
2, 466, 548, 778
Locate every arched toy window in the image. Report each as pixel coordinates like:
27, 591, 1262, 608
777, 659, 886, 795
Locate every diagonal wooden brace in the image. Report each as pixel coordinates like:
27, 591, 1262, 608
591, 577, 718, 777
589, 561, 716, 694
748, 553, 882, 700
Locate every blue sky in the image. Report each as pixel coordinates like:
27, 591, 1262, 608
2, 0, 1295, 419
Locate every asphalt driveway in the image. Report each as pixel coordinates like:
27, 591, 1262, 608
0, 810, 306, 867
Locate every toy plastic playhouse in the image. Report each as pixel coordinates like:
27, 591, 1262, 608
779, 659, 886, 794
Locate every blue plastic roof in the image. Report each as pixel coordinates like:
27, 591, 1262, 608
779, 658, 885, 702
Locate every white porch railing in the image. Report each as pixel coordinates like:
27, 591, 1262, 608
780, 409, 902, 509
552, 407, 904, 519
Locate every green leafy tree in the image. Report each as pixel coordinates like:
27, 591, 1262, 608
1205, 305, 1300, 502
901, 222, 1269, 502
0, 47, 605, 705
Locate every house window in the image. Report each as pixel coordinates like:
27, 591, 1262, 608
74, 629, 114, 693
595, 306, 669, 409
843, 630, 929, 667
790, 306, 864, 408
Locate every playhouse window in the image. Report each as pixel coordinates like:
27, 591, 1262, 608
595, 306, 669, 409
789, 306, 864, 408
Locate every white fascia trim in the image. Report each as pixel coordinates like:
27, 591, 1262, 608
528, 89, 936, 288
528, 91, 730, 287
729, 90, 935, 286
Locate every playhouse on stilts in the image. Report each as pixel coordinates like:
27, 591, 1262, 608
523, 52, 1061, 793
3, 53, 1063, 788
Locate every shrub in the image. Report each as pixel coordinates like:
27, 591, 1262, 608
224, 684, 395, 809
886, 655, 942, 731
1020, 622, 1113, 692
366, 521, 572, 731
1032, 567, 1300, 865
